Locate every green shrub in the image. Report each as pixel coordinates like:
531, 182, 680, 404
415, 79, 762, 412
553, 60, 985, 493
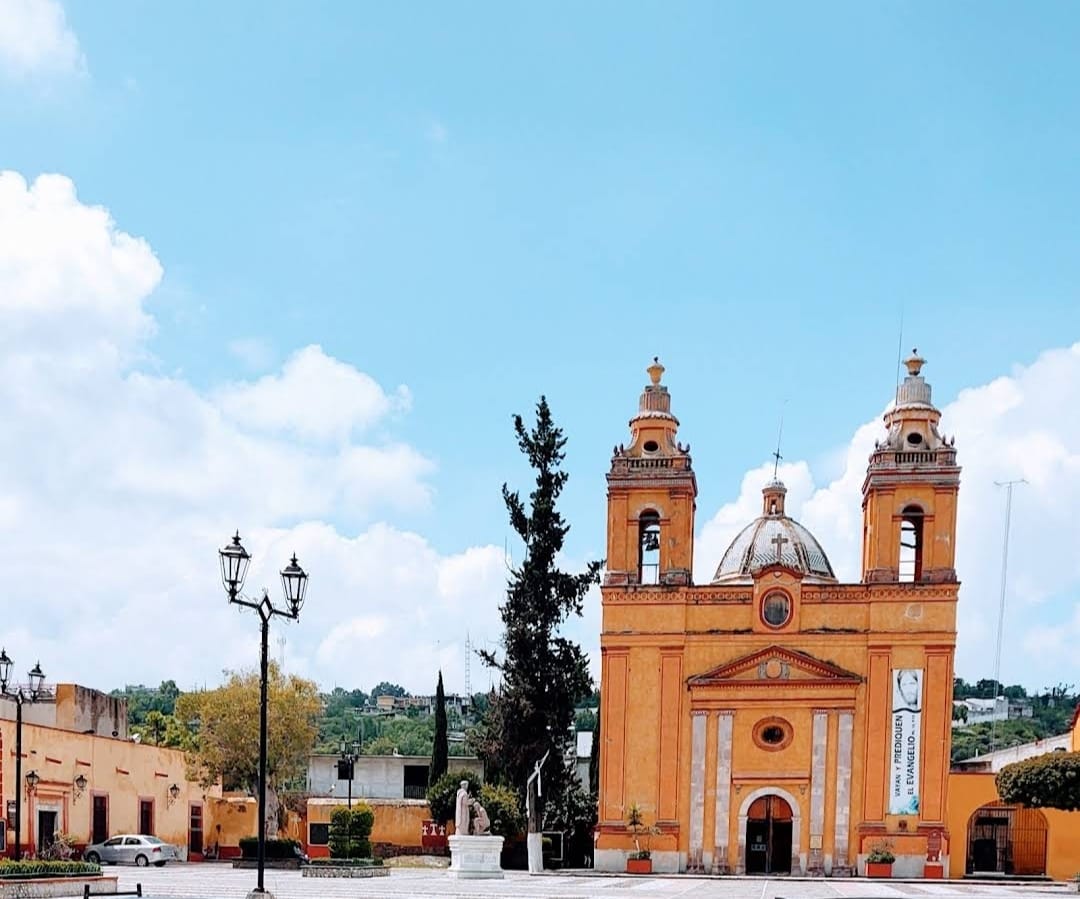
479, 783, 524, 838
328, 803, 375, 859
866, 840, 895, 864
238, 837, 302, 860
39, 832, 78, 861
0, 859, 101, 879
426, 769, 481, 824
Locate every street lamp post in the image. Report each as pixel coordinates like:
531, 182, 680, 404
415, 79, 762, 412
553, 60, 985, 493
219, 532, 308, 897
0, 653, 46, 861
337, 735, 360, 810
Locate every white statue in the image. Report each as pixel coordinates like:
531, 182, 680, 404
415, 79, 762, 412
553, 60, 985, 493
454, 780, 471, 835
470, 799, 491, 836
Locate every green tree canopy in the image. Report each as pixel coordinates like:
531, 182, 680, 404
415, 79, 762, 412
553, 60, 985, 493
996, 751, 1080, 811
371, 681, 407, 698
175, 663, 320, 833
131, 710, 196, 750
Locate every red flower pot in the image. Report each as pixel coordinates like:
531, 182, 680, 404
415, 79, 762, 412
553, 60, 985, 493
866, 861, 893, 878
626, 857, 653, 874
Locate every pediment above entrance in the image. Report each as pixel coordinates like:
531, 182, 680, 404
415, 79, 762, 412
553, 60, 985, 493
687, 645, 861, 688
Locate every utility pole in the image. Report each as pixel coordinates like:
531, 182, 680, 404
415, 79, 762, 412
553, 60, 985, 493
990, 479, 1025, 752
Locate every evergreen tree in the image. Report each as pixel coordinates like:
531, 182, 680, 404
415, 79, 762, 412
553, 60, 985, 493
477, 397, 602, 833
430, 670, 449, 786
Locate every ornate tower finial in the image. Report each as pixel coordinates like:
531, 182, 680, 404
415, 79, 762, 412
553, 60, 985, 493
905, 348, 925, 377
647, 356, 665, 385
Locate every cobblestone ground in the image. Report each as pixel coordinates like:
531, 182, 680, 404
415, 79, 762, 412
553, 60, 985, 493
112, 864, 1073, 899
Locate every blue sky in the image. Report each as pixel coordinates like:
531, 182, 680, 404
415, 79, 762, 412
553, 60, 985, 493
1, 1, 1079, 696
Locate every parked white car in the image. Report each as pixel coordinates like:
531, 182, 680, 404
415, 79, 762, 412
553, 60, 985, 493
83, 834, 177, 867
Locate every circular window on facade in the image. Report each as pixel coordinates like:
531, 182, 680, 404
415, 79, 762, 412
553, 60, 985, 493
643, 440, 659, 453
753, 717, 793, 751
761, 591, 791, 628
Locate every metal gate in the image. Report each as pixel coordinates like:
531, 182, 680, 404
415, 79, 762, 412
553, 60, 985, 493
967, 802, 1047, 875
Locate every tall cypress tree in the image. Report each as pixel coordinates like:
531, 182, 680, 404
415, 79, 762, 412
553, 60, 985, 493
477, 397, 602, 833
430, 670, 448, 786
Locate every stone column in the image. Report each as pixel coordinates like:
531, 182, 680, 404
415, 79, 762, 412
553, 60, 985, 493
688, 710, 707, 872
712, 711, 734, 874
832, 711, 854, 876
807, 711, 828, 875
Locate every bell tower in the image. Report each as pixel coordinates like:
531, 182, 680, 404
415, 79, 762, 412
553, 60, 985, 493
861, 350, 961, 583
605, 358, 697, 587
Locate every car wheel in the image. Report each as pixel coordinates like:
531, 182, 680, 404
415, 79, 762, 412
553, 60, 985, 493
154, 861, 166, 867
85, 852, 100, 864
135, 854, 149, 867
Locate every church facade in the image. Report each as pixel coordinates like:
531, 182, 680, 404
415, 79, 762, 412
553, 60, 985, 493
596, 354, 961, 877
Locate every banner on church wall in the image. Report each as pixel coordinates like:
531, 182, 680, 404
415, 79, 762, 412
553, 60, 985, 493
889, 668, 923, 815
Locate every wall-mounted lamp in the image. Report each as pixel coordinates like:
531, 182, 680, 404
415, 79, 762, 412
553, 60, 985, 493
25, 770, 40, 795
73, 773, 88, 802
166, 783, 180, 807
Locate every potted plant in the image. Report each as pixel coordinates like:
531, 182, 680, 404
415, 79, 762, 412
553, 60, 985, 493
625, 803, 657, 874
865, 840, 895, 878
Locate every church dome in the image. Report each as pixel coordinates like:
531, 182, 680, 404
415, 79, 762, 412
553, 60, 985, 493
711, 480, 837, 584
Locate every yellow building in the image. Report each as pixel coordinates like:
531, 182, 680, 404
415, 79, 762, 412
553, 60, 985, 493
1, 683, 222, 858
945, 706, 1080, 881
598, 354, 962, 876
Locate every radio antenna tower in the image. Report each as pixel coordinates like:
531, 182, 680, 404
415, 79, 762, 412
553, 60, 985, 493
464, 632, 473, 698
989, 478, 1026, 751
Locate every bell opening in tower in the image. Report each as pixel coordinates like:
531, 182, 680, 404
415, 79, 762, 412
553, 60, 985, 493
639, 511, 660, 585
898, 504, 924, 583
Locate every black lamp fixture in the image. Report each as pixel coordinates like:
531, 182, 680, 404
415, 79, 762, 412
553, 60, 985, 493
25, 770, 39, 795
167, 783, 180, 807
219, 531, 309, 896
73, 773, 88, 802
0, 650, 47, 861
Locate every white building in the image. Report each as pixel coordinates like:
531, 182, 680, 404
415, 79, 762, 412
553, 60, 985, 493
306, 753, 483, 801
952, 733, 1071, 773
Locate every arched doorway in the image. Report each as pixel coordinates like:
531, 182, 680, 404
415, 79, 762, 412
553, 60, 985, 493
745, 795, 793, 875
966, 802, 1048, 876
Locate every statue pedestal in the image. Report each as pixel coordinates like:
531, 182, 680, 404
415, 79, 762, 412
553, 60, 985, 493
448, 834, 505, 879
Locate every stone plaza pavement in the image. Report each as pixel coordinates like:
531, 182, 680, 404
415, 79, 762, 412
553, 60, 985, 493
114, 865, 1074, 899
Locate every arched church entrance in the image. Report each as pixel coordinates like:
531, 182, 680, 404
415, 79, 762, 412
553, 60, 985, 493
745, 795, 793, 875
966, 802, 1047, 876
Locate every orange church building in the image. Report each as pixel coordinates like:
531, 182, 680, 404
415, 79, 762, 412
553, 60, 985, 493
597, 353, 963, 876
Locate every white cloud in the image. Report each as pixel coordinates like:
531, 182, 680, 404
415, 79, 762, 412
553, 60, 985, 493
695, 345, 1080, 691
0, 171, 500, 695
0, 0, 84, 78
214, 345, 412, 443
0, 172, 160, 359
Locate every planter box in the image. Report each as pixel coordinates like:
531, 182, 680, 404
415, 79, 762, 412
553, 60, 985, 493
302, 866, 389, 878
626, 857, 653, 874
0, 875, 117, 898
231, 859, 300, 870
923, 863, 944, 879
865, 861, 893, 878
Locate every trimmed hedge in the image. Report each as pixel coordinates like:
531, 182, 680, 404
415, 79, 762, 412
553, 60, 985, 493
238, 838, 303, 860
328, 803, 374, 859
0, 860, 102, 879
996, 751, 1080, 811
